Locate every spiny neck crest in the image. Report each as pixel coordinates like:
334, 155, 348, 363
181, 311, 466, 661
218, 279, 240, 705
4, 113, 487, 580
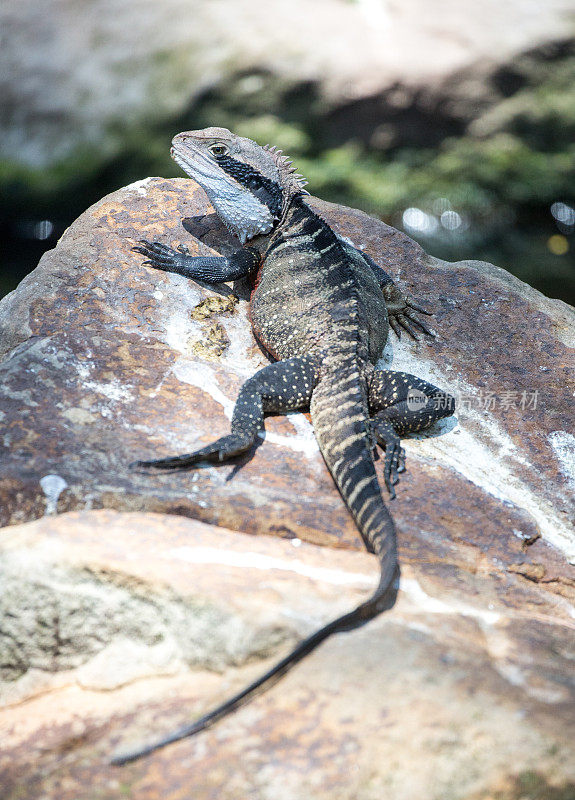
261, 144, 309, 199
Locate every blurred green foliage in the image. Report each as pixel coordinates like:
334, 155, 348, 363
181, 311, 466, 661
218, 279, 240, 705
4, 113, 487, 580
2, 43, 574, 302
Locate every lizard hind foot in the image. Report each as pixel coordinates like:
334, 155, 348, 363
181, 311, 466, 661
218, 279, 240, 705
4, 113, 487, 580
130, 434, 252, 472
382, 283, 435, 340
129, 455, 201, 471
370, 418, 406, 500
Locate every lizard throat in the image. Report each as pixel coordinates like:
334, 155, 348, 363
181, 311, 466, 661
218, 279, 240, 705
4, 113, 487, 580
172, 148, 276, 244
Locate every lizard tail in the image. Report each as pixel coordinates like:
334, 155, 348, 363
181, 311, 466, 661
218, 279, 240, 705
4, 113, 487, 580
111, 576, 397, 765
309, 374, 400, 600
111, 380, 399, 767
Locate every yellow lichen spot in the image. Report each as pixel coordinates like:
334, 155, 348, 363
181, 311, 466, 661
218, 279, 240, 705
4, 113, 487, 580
187, 322, 230, 360
547, 234, 569, 256
190, 294, 238, 320
63, 407, 97, 425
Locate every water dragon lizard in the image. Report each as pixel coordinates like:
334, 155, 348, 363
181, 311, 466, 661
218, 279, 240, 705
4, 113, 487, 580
112, 127, 455, 764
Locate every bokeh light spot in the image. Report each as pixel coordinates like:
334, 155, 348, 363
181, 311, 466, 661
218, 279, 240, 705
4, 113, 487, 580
547, 234, 569, 256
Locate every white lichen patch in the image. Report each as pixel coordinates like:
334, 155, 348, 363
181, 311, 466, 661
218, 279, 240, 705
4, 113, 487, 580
83, 379, 134, 403
380, 343, 575, 563
218, 309, 268, 376
124, 177, 154, 196
549, 431, 575, 490
173, 360, 235, 419
400, 576, 501, 625
75, 361, 92, 380
74, 358, 134, 404
260, 413, 320, 458
39, 474, 68, 515
166, 545, 377, 589
164, 312, 202, 355
156, 276, 209, 356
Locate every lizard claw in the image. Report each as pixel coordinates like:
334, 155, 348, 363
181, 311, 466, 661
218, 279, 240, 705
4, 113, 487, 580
404, 310, 435, 337
389, 306, 436, 341
389, 316, 402, 339
370, 418, 406, 498
383, 283, 435, 341
393, 312, 436, 340
396, 316, 420, 340
383, 440, 405, 498
132, 239, 190, 272
406, 299, 433, 316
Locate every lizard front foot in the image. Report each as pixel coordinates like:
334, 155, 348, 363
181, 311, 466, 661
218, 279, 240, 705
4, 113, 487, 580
382, 283, 434, 340
132, 239, 192, 273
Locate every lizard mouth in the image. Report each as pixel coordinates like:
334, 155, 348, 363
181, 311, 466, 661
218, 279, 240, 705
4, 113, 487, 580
170, 143, 205, 178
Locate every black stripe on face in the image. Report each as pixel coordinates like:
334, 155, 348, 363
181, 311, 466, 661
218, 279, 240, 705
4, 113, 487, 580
215, 155, 283, 217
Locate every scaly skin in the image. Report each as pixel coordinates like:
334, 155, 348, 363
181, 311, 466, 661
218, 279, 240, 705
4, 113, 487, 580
112, 128, 455, 765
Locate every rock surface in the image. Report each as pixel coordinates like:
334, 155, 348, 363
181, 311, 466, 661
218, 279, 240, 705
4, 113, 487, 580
0, 176, 574, 562
0, 176, 574, 798
1, 510, 574, 800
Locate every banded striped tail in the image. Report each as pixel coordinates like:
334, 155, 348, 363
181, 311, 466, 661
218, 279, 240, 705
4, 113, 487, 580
310, 373, 399, 599
111, 377, 399, 765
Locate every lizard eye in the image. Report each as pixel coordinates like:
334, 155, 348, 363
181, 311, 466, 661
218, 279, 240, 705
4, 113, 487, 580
209, 143, 228, 157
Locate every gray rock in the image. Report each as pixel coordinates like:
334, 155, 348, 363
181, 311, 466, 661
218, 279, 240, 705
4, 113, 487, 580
1, 510, 574, 800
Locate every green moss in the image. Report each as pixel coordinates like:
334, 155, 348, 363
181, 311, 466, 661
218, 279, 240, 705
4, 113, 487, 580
492, 770, 575, 800
234, 115, 311, 152
2, 47, 575, 302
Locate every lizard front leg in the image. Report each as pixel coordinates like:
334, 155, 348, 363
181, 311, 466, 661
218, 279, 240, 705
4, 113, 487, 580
132, 240, 260, 283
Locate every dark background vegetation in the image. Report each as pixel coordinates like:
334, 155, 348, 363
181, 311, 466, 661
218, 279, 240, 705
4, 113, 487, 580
2, 33, 574, 304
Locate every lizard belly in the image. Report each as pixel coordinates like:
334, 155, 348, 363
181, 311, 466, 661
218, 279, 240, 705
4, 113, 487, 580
250, 266, 388, 364
249, 281, 323, 360
250, 270, 387, 364
249, 202, 389, 364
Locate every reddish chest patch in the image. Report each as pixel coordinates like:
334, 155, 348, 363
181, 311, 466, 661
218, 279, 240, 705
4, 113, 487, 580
248, 267, 281, 361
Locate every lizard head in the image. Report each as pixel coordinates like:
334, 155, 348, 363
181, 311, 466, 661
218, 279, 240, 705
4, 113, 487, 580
171, 127, 308, 244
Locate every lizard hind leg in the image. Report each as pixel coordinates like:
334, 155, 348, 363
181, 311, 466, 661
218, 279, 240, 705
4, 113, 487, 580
369, 369, 455, 498
132, 356, 319, 470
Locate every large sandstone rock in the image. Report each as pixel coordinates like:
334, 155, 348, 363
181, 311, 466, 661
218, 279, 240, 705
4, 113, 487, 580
0, 176, 574, 798
1, 510, 574, 800
0, 177, 573, 561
